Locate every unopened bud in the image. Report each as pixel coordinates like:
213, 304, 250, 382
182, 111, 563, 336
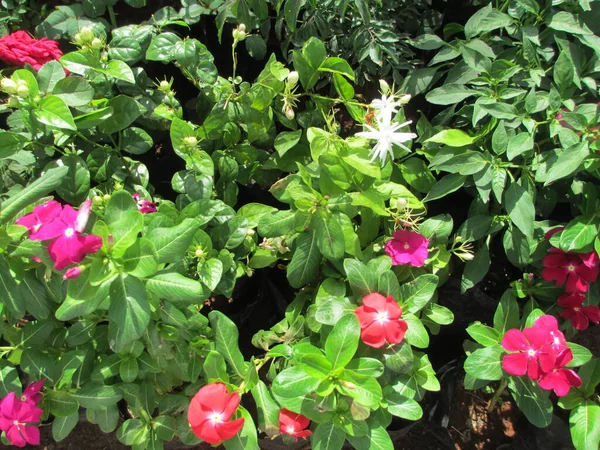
17, 84, 29, 98
159, 80, 170, 91
62, 266, 82, 280
194, 248, 205, 258
284, 106, 295, 120
92, 195, 103, 206
287, 71, 299, 87
246, 229, 255, 236
232, 25, 247, 41
183, 136, 198, 147
340, 380, 356, 389
379, 79, 390, 95
460, 253, 474, 261
238, 24, 246, 33
398, 94, 412, 105
1, 78, 17, 94
103, 194, 111, 201
79, 27, 94, 42
396, 198, 407, 210
91, 38, 103, 49
8, 97, 20, 107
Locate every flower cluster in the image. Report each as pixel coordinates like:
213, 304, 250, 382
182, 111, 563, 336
501, 315, 581, 396
542, 227, 600, 330
0, 380, 44, 448
16, 200, 102, 275
356, 85, 417, 167
354, 293, 408, 348
385, 229, 429, 267
132, 193, 157, 214
0, 31, 63, 71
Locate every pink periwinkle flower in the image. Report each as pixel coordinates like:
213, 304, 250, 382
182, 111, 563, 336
385, 229, 429, 267
537, 348, 582, 396
132, 193, 157, 214
62, 266, 82, 280
20, 380, 44, 406
0, 392, 42, 447
15, 201, 62, 240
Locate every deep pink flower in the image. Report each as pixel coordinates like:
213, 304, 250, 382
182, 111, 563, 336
0, 31, 63, 70
46, 200, 102, 270
132, 193, 157, 214
385, 229, 429, 267
558, 292, 600, 331
537, 349, 582, 396
279, 409, 311, 441
0, 392, 42, 448
188, 383, 244, 445
544, 227, 564, 242
501, 327, 553, 380
542, 251, 599, 293
20, 380, 44, 406
15, 201, 62, 240
62, 266, 82, 280
354, 293, 408, 348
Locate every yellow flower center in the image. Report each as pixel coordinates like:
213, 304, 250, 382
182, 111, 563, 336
65, 227, 75, 237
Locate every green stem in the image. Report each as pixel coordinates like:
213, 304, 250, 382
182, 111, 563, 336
487, 377, 508, 412
107, 6, 118, 29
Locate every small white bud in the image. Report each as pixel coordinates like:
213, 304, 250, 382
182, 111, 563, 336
79, 27, 94, 42
379, 79, 390, 95
91, 38, 103, 49
398, 94, 412, 105
159, 80, 170, 90
238, 24, 246, 33
16, 84, 29, 98
183, 136, 198, 147
284, 106, 295, 120
460, 253, 475, 261
396, 198, 407, 210
287, 71, 299, 87
0, 78, 17, 94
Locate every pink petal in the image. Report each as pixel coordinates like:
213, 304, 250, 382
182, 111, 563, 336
6, 425, 26, 447
221, 392, 241, 420
523, 326, 551, 349
501, 329, 528, 351
360, 322, 386, 348
354, 306, 377, 329
384, 319, 407, 345
502, 353, 528, 376
21, 425, 40, 445
383, 296, 402, 320
193, 421, 221, 444
362, 293, 389, 311
29, 218, 66, 240
527, 357, 540, 381
75, 200, 92, 233
216, 417, 244, 442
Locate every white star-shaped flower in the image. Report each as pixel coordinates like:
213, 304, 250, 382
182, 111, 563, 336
356, 117, 417, 167
370, 95, 400, 121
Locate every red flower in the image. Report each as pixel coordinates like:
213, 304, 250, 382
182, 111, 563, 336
132, 193, 157, 214
20, 380, 44, 406
537, 348, 582, 396
15, 201, 62, 240
62, 266, 82, 280
354, 293, 408, 348
542, 251, 599, 293
501, 327, 551, 380
279, 409, 311, 441
0, 31, 63, 71
558, 292, 600, 331
0, 392, 43, 448
544, 227, 564, 241
385, 229, 429, 267
188, 383, 244, 445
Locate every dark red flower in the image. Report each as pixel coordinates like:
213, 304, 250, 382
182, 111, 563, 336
542, 251, 599, 293
354, 293, 408, 348
558, 292, 600, 331
537, 348, 581, 396
279, 409, 311, 441
501, 327, 550, 380
0, 31, 63, 70
188, 383, 244, 445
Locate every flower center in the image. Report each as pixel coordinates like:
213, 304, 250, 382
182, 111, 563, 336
20, 395, 27, 402
13, 420, 19, 427
527, 349, 536, 357
64, 227, 75, 237
568, 265, 575, 271
403, 243, 410, 249
573, 307, 580, 312
376, 312, 388, 324
286, 426, 296, 434
33, 223, 41, 232
209, 412, 223, 423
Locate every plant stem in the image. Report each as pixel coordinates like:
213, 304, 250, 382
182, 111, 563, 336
487, 377, 508, 412
107, 5, 118, 29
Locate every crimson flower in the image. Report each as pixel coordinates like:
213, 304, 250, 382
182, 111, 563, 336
62, 266, 82, 280
46, 200, 102, 270
15, 201, 62, 240
542, 251, 599, 293
354, 293, 408, 348
188, 383, 244, 445
132, 193, 157, 214
537, 348, 582, 396
501, 327, 553, 380
558, 292, 600, 331
0, 31, 63, 70
279, 409, 311, 441
20, 380, 44, 406
0, 392, 43, 448
385, 229, 429, 267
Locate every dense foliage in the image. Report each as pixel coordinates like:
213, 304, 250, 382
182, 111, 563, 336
0, 0, 599, 449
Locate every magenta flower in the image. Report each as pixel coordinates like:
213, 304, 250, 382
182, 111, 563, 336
542, 251, 599, 293
20, 380, 44, 406
558, 292, 600, 331
132, 193, 157, 214
46, 200, 102, 270
15, 201, 62, 239
0, 392, 42, 447
537, 349, 582, 396
62, 266, 82, 280
385, 229, 429, 267
501, 327, 552, 380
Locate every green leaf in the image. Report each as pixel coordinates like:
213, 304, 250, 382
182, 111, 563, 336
222, 406, 258, 450
35, 95, 76, 130
510, 376, 553, 428
461, 242, 491, 293
506, 133, 533, 161
505, 181, 534, 238
464, 345, 503, 380
544, 142, 589, 186
208, 311, 247, 379
122, 238, 158, 278
47, 390, 79, 417
0, 363, 21, 397
338, 370, 382, 409
570, 402, 600, 450
48, 154, 90, 205
147, 218, 200, 264
52, 76, 94, 107
403, 314, 429, 348
38, 60, 66, 93
493, 290, 520, 334
272, 366, 321, 399
287, 231, 321, 289
464, 4, 512, 39
325, 314, 360, 369
401, 274, 439, 314
98, 95, 143, 134
423, 174, 466, 202
312, 421, 346, 450
251, 381, 280, 437
318, 57, 355, 80
0, 131, 27, 159
466, 322, 501, 346
75, 384, 122, 409
346, 423, 393, 450
566, 343, 592, 368
52, 412, 79, 442
74, 106, 113, 129
120, 357, 139, 383
146, 272, 204, 302
425, 84, 476, 105
559, 216, 598, 253
0, 254, 25, 319
274, 130, 302, 157
102, 59, 135, 84
108, 275, 150, 352
426, 129, 475, 147
146, 32, 181, 61
344, 259, 376, 297
314, 215, 345, 260
385, 391, 423, 420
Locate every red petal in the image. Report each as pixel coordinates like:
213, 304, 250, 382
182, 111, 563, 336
501, 329, 528, 351
354, 307, 377, 329
541, 267, 568, 285
384, 319, 407, 345
193, 421, 222, 444
362, 293, 388, 311
527, 358, 540, 381
582, 306, 600, 324
360, 322, 386, 348
502, 353, 528, 376
383, 296, 402, 320
523, 326, 551, 349
216, 417, 245, 441
557, 293, 585, 308
221, 392, 241, 420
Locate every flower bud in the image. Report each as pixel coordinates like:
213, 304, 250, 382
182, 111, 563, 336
8, 97, 20, 107
183, 136, 198, 147
1, 78, 18, 94
63, 266, 82, 280
194, 248, 205, 258
91, 38, 103, 49
159, 80, 170, 91
17, 84, 29, 98
246, 229, 255, 236
238, 24, 246, 33
232, 24, 247, 41
396, 198, 407, 210
79, 27, 94, 43
379, 79, 390, 95
287, 71, 299, 87
103, 194, 111, 201
92, 195, 103, 206
459, 252, 474, 261
284, 106, 295, 120
398, 94, 412, 105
